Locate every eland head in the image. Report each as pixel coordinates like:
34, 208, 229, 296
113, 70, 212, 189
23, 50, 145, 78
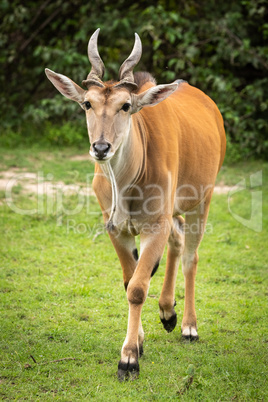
45, 29, 178, 162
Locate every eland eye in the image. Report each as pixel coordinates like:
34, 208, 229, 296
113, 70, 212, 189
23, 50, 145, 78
84, 101, 91, 110
122, 103, 131, 112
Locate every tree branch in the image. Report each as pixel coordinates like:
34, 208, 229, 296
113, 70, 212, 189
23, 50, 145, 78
224, 27, 268, 70
19, 7, 61, 53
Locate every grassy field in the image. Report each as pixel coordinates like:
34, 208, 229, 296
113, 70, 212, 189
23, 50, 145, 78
0, 146, 267, 401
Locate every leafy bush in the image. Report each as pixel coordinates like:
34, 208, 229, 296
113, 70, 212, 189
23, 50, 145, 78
0, 0, 267, 159
0, 122, 88, 149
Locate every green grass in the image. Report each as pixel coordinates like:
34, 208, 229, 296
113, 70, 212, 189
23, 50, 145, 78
0, 146, 267, 400
0, 147, 94, 183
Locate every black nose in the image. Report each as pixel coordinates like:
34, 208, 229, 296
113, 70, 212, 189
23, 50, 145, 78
92, 142, 111, 160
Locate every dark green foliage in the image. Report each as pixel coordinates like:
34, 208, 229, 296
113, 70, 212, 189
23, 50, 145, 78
1, 0, 267, 158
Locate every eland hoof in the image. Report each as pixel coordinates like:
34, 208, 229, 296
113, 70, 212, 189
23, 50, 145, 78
117, 360, 140, 382
161, 313, 177, 333
181, 326, 199, 341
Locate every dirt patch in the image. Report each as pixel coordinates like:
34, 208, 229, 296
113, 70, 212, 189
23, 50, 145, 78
69, 154, 90, 161
0, 168, 237, 197
214, 185, 238, 194
0, 169, 94, 197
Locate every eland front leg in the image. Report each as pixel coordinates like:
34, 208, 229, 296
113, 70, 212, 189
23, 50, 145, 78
159, 216, 184, 332
107, 230, 146, 358
117, 218, 171, 381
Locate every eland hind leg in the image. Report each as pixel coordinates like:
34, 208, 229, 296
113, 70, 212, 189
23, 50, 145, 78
181, 190, 213, 340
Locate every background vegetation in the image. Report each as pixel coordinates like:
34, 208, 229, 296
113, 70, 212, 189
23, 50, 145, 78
0, 0, 267, 159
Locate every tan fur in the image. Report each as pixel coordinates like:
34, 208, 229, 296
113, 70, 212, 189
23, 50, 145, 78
45, 48, 226, 380
92, 81, 226, 376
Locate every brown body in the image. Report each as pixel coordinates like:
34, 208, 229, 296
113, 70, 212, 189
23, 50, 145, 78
45, 30, 226, 380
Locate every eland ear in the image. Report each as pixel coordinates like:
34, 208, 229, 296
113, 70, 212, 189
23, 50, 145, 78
45, 68, 86, 104
132, 82, 178, 113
